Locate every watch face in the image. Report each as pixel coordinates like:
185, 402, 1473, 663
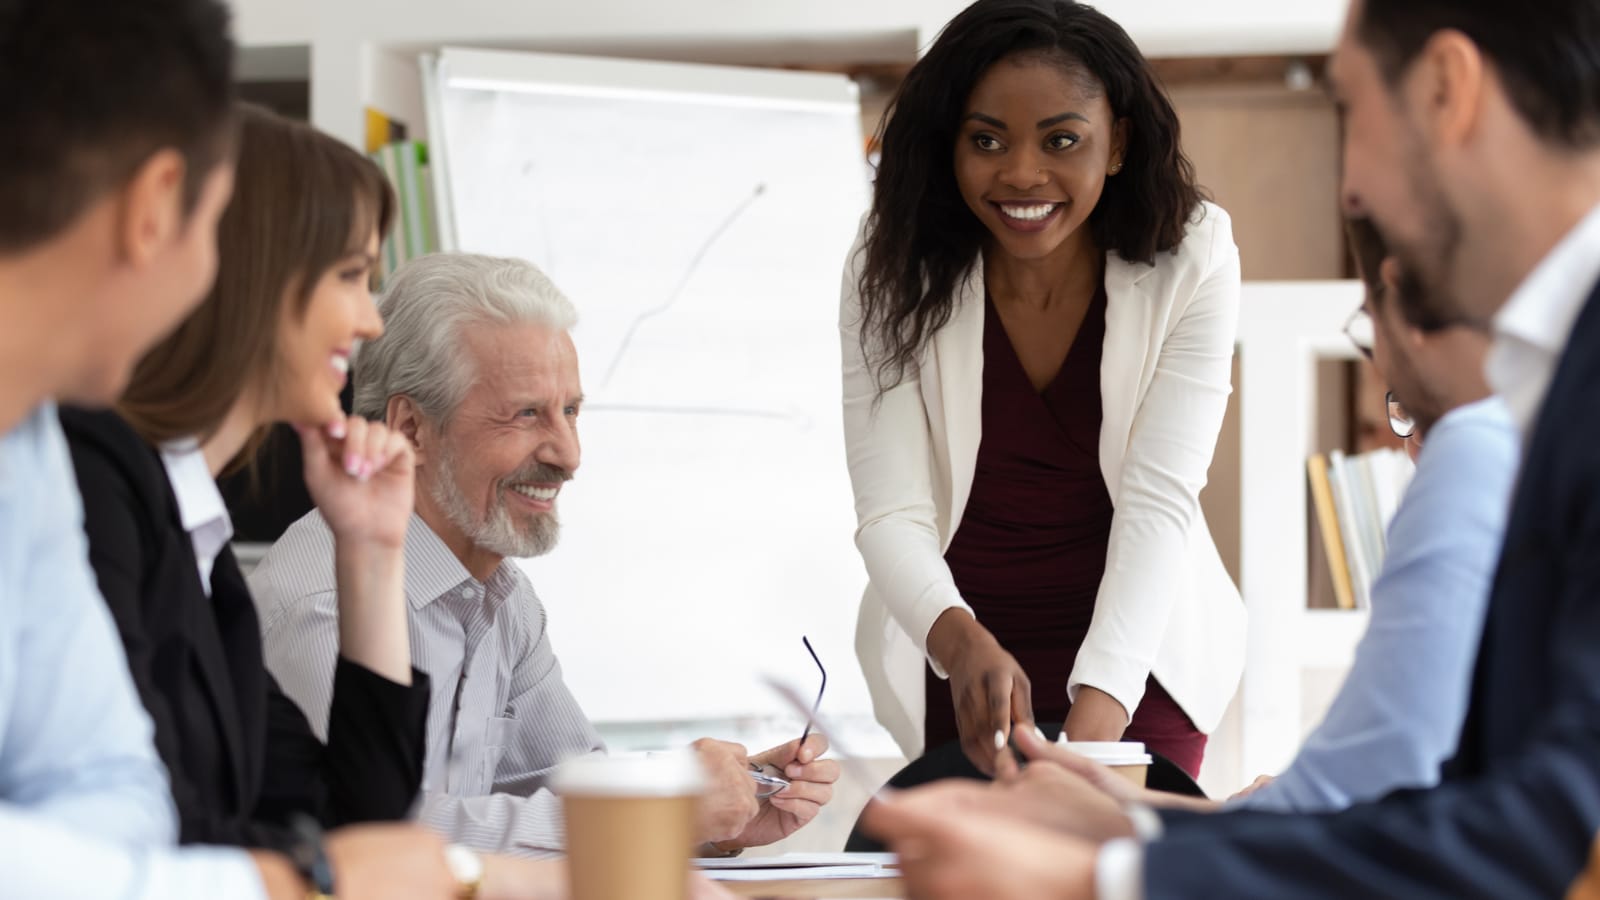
445, 843, 485, 886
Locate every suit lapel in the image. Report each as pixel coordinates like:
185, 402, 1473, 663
1458, 275, 1600, 768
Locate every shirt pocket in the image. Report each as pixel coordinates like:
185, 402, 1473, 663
480, 715, 517, 788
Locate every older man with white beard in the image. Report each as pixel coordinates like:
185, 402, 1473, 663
251, 252, 837, 858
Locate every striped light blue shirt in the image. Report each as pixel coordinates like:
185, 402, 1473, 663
1234, 396, 1519, 812
252, 510, 604, 857
0, 405, 263, 899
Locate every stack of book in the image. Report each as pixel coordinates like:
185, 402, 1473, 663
368, 132, 439, 282
1307, 448, 1415, 609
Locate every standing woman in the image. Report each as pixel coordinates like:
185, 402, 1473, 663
844, 0, 1244, 778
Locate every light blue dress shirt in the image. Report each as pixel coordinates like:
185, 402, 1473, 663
1233, 396, 1518, 813
0, 405, 263, 899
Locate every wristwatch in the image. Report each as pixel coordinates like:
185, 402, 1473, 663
445, 843, 483, 899
287, 814, 337, 900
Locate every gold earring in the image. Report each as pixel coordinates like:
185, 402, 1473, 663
1109, 162, 1122, 175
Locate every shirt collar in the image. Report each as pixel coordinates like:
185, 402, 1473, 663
1486, 202, 1600, 433
158, 439, 232, 543
402, 513, 520, 609
1494, 202, 1600, 355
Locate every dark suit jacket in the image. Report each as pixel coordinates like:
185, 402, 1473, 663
1144, 279, 1600, 898
59, 408, 430, 852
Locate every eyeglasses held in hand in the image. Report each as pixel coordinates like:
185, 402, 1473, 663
747, 636, 827, 799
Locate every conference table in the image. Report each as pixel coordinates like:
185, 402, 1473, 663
719, 878, 904, 899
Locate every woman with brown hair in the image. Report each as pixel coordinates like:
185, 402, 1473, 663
53, 104, 545, 897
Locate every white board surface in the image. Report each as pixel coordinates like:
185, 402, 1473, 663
429, 48, 876, 726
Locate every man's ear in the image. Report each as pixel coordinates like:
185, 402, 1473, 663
116, 149, 187, 268
1411, 29, 1486, 149
387, 395, 427, 465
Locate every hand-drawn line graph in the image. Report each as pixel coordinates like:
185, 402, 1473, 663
432, 58, 876, 723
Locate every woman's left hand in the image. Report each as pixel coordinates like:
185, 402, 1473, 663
298, 415, 415, 549
1062, 686, 1129, 743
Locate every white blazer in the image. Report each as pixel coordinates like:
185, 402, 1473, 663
841, 200, 1246, 759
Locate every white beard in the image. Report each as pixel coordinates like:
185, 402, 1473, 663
427, 441, 560, 560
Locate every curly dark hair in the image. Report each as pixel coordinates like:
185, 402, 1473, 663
857, 0, 1203, 391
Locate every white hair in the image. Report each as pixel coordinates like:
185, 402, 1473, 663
354, 252, 578, 424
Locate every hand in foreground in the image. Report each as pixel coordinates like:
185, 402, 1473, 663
725, 734, 839, 849
926, 609, 1035, 776
1005, 727, 1218, 815
1568, 833, 1600, 900
989, 746, 1137, 843
692, 738, 760, 844
325, 824, 458, 899
1003, 726, 1142, 805
1227, 775, 1275, 803
299, 415, 414, 549
862, 791, 1097, 900
478, 855, 566, 900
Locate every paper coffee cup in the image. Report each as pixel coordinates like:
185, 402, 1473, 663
1056, 739, 1153, 788
553, 752, 707, 900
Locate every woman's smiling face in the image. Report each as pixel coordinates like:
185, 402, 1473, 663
953, 53, 1125, 262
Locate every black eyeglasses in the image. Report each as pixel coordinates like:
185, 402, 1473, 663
798, 636, 825, 746
1345, 307, 1416, 440
747, 636, 827, 799
1386, 392, 1415, 439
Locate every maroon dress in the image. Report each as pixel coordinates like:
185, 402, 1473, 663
923, 286, 1207, 777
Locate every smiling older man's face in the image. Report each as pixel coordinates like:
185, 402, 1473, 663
424, 321, 582, 561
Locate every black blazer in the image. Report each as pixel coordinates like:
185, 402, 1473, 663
59, 408, 429, 852
1144, 279, 1600, 897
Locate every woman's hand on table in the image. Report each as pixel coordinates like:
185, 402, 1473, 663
926, 609, 1035, 776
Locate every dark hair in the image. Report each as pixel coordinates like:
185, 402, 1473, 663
1357, 0, 1600, 148
0, 0, 237, 253
120, 104, 395, 473
857, 0, 1202, 390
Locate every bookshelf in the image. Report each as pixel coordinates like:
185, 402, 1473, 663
1236, 279, 1370, 777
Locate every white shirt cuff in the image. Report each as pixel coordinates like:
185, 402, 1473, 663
1096, 838, 1145, 900
1124, 802, 1164, 842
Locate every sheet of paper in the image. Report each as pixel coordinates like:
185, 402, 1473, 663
702, 865, 890, 882
694, 852, 898, 870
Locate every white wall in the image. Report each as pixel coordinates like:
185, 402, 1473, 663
225, 0, 1350, 147
228, 0, 1345, 53
228, 0, 312, 46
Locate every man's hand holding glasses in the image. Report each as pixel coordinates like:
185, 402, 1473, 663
693, 637, 841, 854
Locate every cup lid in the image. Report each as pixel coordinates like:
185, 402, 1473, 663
551, 750, 707, 797
1055, 739, 1153, 765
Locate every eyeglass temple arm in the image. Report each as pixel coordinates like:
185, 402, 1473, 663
800, 636, 825, 745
